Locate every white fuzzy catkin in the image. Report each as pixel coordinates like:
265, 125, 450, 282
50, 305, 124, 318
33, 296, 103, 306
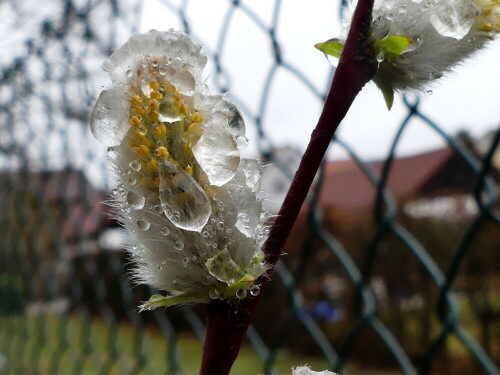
341, 0, 499, 96
90, 30, 269, 309
291, 366, 337, 375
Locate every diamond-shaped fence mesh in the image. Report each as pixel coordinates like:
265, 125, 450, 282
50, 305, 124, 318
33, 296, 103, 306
0, 0, 499, 374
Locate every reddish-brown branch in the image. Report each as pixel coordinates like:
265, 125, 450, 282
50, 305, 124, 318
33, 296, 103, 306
200, 1, 376, 374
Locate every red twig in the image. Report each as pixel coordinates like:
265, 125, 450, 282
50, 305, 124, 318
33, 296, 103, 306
200, 1, 377, 374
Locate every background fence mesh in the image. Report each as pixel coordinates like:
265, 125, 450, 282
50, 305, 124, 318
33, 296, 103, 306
0, 0, 499, 374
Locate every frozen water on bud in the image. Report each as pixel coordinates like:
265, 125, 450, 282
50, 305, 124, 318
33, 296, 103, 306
430, 0, 479, 40
205, 248, 246, 284
249, 285, 260, 296
93, 30, 270, 308
159, 95, 182, 122
192, 125, 240, 186
208, 97, 246, 137
137, 218, 150, 231
126, 190, 145, 210
159, 161, 211, 231
129, 160, 141, 171
324, 53, 340, 67
90, 88, 129, 147
171, 70, 195, 95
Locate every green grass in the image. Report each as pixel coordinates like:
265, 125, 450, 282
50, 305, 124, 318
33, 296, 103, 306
0, 313, 398, 375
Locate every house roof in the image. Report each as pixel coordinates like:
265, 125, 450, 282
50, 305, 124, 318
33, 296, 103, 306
319, 147, 463, 210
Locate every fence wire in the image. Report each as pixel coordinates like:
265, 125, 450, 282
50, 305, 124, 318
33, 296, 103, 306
0, 0, 499, 374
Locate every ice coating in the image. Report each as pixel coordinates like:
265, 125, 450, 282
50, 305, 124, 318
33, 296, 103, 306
332, 0, 500, 95
158, 161, 211, 232
90, 30, 269, 308
192, 124, 241, 186
429, 0, 479, 39
90, 88, 129, 147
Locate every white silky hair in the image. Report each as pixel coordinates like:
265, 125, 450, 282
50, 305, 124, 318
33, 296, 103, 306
344, 0, 499, 91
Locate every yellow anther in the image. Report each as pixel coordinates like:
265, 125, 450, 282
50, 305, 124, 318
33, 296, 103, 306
191, 111, 203, 123
136, 125, 147, 136
178, 102, 188, 115
131, 95, 142, 106
155, 146, 170, 158
481, 23, 494, 31
185, 165, 193, 176
150, 91, 163, 100
146, 159, 158, 171
153, 124, 167, 137
149, 81, 160, 91
183, 142, 192, 155
129, 116, 142, 127
165, 84, 177, 94
133, 106, 146, 116
140, 177, 150, 187
154, 177, 160, 186
148, 109, 159, 121
149, 99, 159, 110
135, 145, 151, 157
187, 123, 200, 134
142, 137, 153, 147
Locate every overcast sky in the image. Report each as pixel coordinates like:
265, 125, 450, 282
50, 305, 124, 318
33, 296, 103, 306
138, 0, 500, 162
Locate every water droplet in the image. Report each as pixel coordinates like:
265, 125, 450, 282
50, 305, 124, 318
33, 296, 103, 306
158, 95, 182, 122
159, 161, 211, 231
154, 205, 163, 214
152, 60, 158, 67
398, 5, 407, 13
136, 218, 150, 231
430, 0, 479, 40
127, 191, 145, 210
236, 289, 247, 299
129, 160, 141, 171
427, 90, 433, 95
202, 231, 210, 238
376, 52, 384, 63
209, 289, 219, 300
157, 265, 163, 270
141, 80, 152, 97
174, 240, 184, 251
112, 188, 118, 195
192, 125, 240, 186
159, 67, 167, 75
191, 256, 197, 261
217, 222, 224, 230
107, 147, 117, 159
250, 285, 260, 296
386, 13, 394, 21
128, 177, 137, 185
90, 88, 129, 147
161, 227, 170, 236
126, 69, 133, 78
137, 125, 147, 136
161, 260, 167, 265
171, 70, 196, 95
324, 53, 340, 67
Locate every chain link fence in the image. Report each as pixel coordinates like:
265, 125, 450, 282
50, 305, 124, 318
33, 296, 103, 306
0, 0, 499, 374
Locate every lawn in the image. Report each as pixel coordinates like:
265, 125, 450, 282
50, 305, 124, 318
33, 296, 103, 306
0, 313, 398, 375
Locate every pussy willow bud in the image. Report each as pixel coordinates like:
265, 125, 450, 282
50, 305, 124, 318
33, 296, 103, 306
316, 0, 500, 109
292, 366, 337, 375
90, 30, 269, 310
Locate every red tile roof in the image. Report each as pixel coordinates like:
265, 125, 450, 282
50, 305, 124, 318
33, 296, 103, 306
319, 147, 456, 210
